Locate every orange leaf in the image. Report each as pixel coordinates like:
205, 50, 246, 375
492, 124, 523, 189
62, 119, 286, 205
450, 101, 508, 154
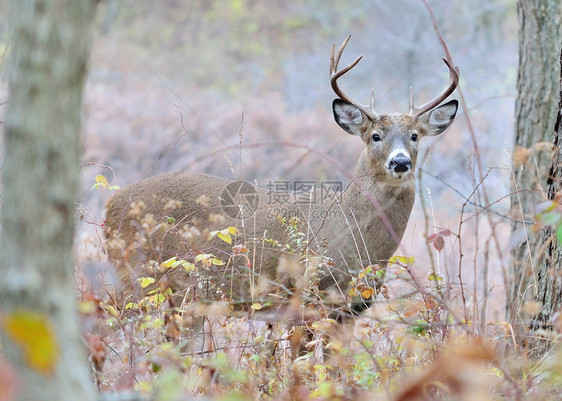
360, 288, 375, 299
404, 300, 425, 317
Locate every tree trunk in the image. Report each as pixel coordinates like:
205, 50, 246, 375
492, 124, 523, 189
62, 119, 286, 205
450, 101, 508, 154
528, 47, 562, 356
509, 0, 562, 335
0, 1, 97, 400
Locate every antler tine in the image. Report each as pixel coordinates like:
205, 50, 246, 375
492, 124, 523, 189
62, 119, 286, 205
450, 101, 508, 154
330, 34, 379, 121
411, 36, 460, 122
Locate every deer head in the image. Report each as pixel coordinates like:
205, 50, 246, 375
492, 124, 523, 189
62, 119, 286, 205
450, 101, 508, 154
330, 35, 459, 184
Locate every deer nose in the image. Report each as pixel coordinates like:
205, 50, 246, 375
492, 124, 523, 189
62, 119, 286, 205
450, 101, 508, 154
389, 155, 412, 173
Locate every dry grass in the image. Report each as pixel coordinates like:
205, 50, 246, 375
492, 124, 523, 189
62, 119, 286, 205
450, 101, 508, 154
77, 192, 562, 400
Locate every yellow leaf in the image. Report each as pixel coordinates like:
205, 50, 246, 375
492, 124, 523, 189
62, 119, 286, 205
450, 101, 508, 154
360, 287, 375, 299
194, 253, 224, 266
217, 231, 232, 244
227, 226, 239, 235
138, 277, 155, 288
194, 253, 210, 263
182, 262, 195, 272
104, 304, 119, 318
389, 255, 415, 265
398, 256, 415, 265
3, 310, 59, 375
161, 257, 177, 268
251, 303, 262, 310
428, 273, 443, 282
211, 257, 225, 266
78, 301, 96, 314
125, 302, 138, 310
96, 175, 109, 187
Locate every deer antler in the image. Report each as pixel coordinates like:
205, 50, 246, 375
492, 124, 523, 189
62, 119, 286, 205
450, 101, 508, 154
330, 34, 379, 121
409, 36, 459, 122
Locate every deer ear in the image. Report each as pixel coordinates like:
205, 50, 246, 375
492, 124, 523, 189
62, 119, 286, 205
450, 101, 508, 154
332, 99, 370, 136
418, 99, 458, 136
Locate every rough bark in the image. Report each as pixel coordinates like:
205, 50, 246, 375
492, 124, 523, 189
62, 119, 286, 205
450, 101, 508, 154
0, 1, 96, 400
528, 47, 562, 356
509, 0, 562, 332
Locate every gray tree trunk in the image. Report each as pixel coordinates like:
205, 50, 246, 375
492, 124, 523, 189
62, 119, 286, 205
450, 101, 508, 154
509, 0, 562, 335
528, 48, 562, 357
0, 1, 97, 400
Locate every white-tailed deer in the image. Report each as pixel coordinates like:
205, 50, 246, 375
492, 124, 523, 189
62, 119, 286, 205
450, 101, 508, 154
104, 35, 459, 322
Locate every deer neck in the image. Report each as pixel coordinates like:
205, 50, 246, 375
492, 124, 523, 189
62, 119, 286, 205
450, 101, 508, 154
339, 149, 416, 254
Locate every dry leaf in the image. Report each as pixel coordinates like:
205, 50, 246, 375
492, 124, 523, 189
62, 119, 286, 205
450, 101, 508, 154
513, 146, 532, 166
534, 141, 555, 152
86, 334, 106, 372
165, 313, 181, 340
427, 233, 445, 252
393, 338, 495, 401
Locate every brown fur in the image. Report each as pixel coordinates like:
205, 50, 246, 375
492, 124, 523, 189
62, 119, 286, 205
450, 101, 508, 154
104, 102, 457, 312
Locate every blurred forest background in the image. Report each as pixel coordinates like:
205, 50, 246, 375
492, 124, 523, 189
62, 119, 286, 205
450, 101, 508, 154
0, 0, 517, 316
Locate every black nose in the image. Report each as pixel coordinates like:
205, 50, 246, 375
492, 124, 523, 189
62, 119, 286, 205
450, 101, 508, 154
390, 155, 412, 173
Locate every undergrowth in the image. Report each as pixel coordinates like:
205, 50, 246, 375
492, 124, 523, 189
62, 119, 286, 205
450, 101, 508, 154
78, 194, 562, 401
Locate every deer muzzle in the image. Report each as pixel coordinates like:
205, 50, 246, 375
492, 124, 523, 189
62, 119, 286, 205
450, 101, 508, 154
389, 154, 412, 173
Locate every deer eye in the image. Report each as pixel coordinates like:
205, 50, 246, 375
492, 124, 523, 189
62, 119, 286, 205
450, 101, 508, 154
411, 133, 418, 142
372, 133, 381, 142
